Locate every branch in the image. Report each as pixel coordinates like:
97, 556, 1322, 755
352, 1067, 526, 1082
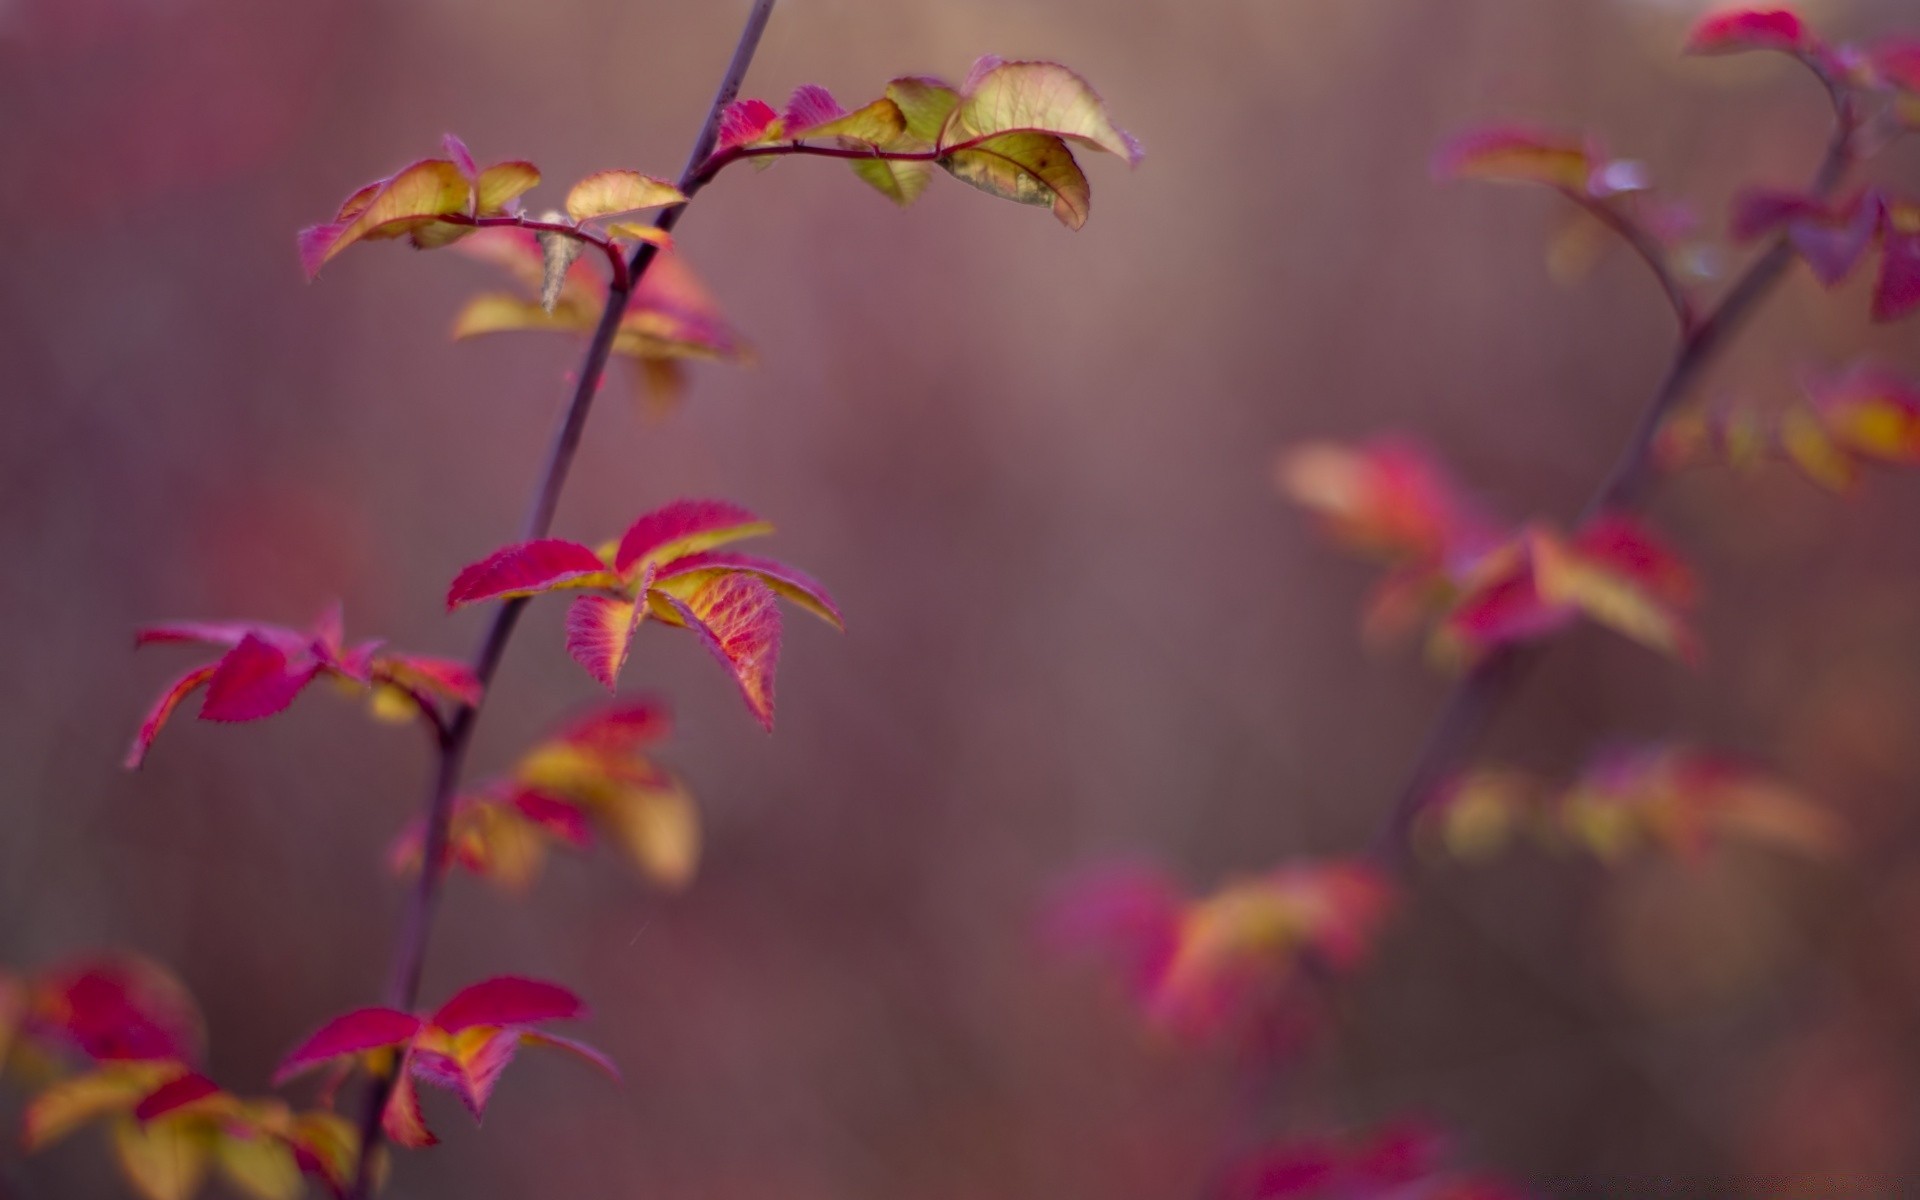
1368, 95, 1859, 868
341, 3, 778, 1194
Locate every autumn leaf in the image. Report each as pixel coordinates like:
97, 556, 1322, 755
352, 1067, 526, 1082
563, 170, 685, 222
1433, 126, 1594, 191
298, 159, 472, 278
445, 538, 615, 609
1684, 8, 1812, 56
657, 573, 782, 731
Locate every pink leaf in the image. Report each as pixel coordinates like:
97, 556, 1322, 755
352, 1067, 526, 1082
135, 621, 281, 650
1728, 188, 1823, 242
125, 665, 217, 769
716, 99, 779, 151
653, 550, 845, 630
519, 1030, 621, 1081
564, 592, 649, 692
614, 499, 770, 576
658, 574, 782, 731
448, 1029, 520, 1120
783, 84, 845, 137
445, 539, 610, 609
442, 133, 478, 179
1874, 230, 1920, 322
275, 1008, 422, 1084
1685, 9, 1808, 55
1788, 193, 1881, 287
199, 634, 320, 723
375, 654, 484, 706
431, 977, 586, 1034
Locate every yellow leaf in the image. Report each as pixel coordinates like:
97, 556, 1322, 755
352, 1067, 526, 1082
941, 58, 1142, 164
1531, 531, 1693, 661
113, 1116, 211, 1200
565, 170, 686, 222
796, 97, 907, 145
603, 222, 673, 248
310, 160, 472, 274
23, 1061, 187, 1151
1780, 406, 1858, 492
886, 77, 961, 144
850, 157, 936, 207
452, 293, 590, 340
214, 1130, 302, 1200
941, 132, 1091, 230
476, 161, 540, 214
601, 781, 700, 889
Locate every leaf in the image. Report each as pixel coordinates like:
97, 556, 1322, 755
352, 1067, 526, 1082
613, 499, 772, 576
941, 132, 1092, 229
517, 1030, 621, 1080
603, 222, 673, 248
1531, 521, 1700, 663
286, 1112, 357, 1194
565, 593, 648, 692
941, 57, 1143, 164
652, 550, 845, 630
715, 98, 779, 150
1779, 405, 1860, 491
126, 665, 218, 769
437, 1027, 520, 1119
1788, 193, 1881, 286
783, 84, 845, 136
657, 573, 781, 730
273, 1009, 422, 1084
1277, 439, 1494, 564
113, 1115, 211, 1200
23, 1062, 188, 1150
446, 539, 613, 609
537, 228, 585, 314
133, 1073, 221, 1123
373, 654, 483, 707
214, 1129, 303, 1200
1418, 768, 1542, 862
1873, 226, 1920, 323
442, 133, 479, 178
1811, 364, 1920, 462
599, 779, 700, 889
431, 977, 587, 1034
887, 77, 962, 143
453, 293, 582, 339
554, 701, 673, 753
380, 1061, 436, 1149
1433, 126, 1592, 190
509, 789, 595, 847
1684, 8, 1809, 55
850, 157, 936, 206
299, 159, 473, 278
564, 170, 685, 222
199, 635, 321, 723
29, 955, 207, 1065
799, 98, 908, 146
475, 162, 540, 214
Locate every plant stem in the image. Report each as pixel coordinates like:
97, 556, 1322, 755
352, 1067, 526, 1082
1368, 102, 1858, 868
342, 4, 777, 1194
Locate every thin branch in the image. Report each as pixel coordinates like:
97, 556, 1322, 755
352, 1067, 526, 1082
1575, 195, 1698, 331
1368, 95, 1860, 868
341, 3, 777, 1195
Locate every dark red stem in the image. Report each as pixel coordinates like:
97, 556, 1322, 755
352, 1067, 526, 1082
341, 3, 776, 1195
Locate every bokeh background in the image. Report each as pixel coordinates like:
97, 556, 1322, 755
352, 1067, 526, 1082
4, 0, 1920, 1195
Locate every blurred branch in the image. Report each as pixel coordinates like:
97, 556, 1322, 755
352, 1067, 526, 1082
342, 4, 779, 1196
1369, 91, 1863, 867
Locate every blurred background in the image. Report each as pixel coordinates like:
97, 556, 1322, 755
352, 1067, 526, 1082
3, 0, 1920, 1194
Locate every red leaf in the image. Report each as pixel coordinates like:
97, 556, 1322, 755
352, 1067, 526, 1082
31, 956, 207, 1065
375, 654, 483, 706
1571, 514, 1698, 608
553, 701, 672, 753
658, 573, 782, 731
1685, 8, 1808, 55
445, 539, 610, 609
199, 634, 320, 723
430, 977, 586, 1034
1874, 230, 1920, 322
134, 621, 271, 650
1878, 38, 1920, 93
613, 499, 770, 576
509, 790, 595, 848
653, 550, 845, 630
125, 664, 217, 769
716, 98, 779, 151
133, 1073, 219, 1124
274, 1008, 423, 1084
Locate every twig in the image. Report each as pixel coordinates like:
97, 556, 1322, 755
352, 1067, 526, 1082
341, 4, 778, 1195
